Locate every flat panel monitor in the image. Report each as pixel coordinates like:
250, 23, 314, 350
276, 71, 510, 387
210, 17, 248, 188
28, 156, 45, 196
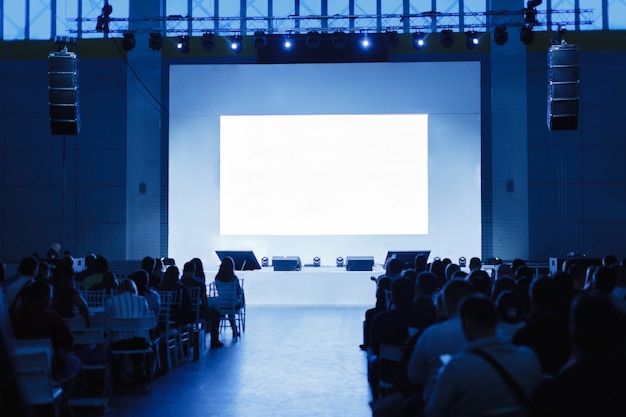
215, 250, 261, 271
385, 251, 431, 270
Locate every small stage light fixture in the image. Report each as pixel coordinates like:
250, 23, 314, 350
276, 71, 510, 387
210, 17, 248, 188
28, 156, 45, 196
201, 32, 216, 51
283, 35, 293, 50
493, 26, 508, 46
520, 25, 535, 45
230, 35, 243, 52
306, 31, 321, 50
412, 32, 426, 50
148, 32, 163, 51
459, 256, 467, 268
440, 29, 454, 48
261, 256, 269, 267
121, 32, 136, 51
465, 31, 479, 50
313, 256, 321, 267
386, 31, 399, 49
332, 31, 346, 49
336, 257, 345, 268
253, 31, 267, 50
360, 33, 371, 48
177, 35, 190, 53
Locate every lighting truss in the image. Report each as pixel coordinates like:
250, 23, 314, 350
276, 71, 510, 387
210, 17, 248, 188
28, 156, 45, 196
70, 9, 594, 36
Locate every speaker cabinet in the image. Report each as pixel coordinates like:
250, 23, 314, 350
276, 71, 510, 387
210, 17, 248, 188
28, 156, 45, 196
346, 256, 375, 271
48, 51, 80, 135
272, 256, 302, 271
547, 44, 579, 131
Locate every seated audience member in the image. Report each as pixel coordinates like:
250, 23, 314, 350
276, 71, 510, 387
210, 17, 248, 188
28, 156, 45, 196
406, 279, 474, 405
414, 255, 427, 274
494, 263, 514, 281
90, 271, 119, 295
429, 258, 446, 289
180, 261, 223, 348
511, 258, 526, 275
83, 255, 109, 289
586, 265, 617, 294
530, 291, 626, 417
191, 257, 206, 285
130, 270, 160, 320
602, 254, 618, 267
515, 275, 532, 319
105, 279, 154, 385
495, 290, 526, 342
10, 280, 82, 388
215, 257, 246, 338
3, 256, 38, 308
412, 272, 438, 327
512, 276, 570, 375
74, 252, 97, 283
492, 276, 516, 301
141, 256, 162, 289
360, 258, 403, 350
158, 265, 195, 325
444, 263, 460, 282
153, 258, 164, 283
36, 260, 53, 283
424, 295, 541, 417
368, 278, 432, 397
466, 269, 491, 296
469, 256, 482, 271
51, 263, 91, 327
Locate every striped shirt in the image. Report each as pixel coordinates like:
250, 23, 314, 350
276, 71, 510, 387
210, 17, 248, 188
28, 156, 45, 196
105, 292, 152, 343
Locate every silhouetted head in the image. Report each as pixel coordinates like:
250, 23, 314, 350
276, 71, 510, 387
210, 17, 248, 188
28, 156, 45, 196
385, 258, 403, 276
191, 258, 204, 278
492, 276, 516, 300
511, 258, 526, 273
466, 269, 491, 296
84, 253, 97, 269
130, 270, 149, 294
117, 278, 137, 295
18, 256, 38, 277
414, 255, 427, 273
392, 278, 414, 307
460, 295, 497, 341
469, 257, 482, 271
592, 266, 618, 293
161, 265, 180, 289
603, 254, 618, 267
141, 256, 156, 271
495, 264, 514, 280
442, 279, 474, 317
496, 290, 522, 324
183, 261, 195, 275
52, 262, 74, 283
416, 271, 438, 298
23, 280, 52, 308
93, 255, 109, 273
217, 257, 236, 281
531, 276, 566, 314
445, 263, 460, 281
571, 291, 623, 358
101, 271, 119, 289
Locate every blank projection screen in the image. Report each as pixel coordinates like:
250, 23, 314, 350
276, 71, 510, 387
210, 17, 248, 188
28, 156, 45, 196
169, 62, 481, 268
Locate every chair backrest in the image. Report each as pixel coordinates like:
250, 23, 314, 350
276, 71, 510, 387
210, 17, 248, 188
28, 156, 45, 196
71, 327, 106, 346
214, 281, 240, 311
10, 349, 60, 405
108, 316, 155, 332
186, 286, 204, 323
63, 316, 86, 330
81, 289, 107, 309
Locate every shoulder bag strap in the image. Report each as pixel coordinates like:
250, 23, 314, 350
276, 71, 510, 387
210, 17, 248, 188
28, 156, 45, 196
470, 347, 530, 408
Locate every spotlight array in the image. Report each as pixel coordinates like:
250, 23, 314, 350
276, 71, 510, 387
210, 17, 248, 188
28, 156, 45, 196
121, 32, 136, 51
306, 31, 321, 50
283, 35, 293, 50
332, 31, 346, 49
148, 32, 163, 51
412, 32, 426, 50
201, 32, 216, 51
253, 31, 267, 50
465, 31, 479, 50
230, 35, 243, 52
520, 25, 535, 45
493, 26, 508, 46
176, 35, 190, 53
440, 29, 454, 48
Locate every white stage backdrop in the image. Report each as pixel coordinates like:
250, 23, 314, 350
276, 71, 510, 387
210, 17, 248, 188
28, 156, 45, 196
169, 61, 481, 269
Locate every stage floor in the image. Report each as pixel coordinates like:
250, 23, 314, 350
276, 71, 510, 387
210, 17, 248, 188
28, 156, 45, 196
223, 266, 383, 306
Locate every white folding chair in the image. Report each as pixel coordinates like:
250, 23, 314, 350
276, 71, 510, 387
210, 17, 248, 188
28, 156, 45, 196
107, 316, 157, 391
214, 281, 245, 338
69, 327, 112, 408
156, 290, 183, 371
10, 349, 65, 417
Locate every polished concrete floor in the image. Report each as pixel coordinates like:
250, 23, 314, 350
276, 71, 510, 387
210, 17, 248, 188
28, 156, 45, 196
101, 306, 372, 417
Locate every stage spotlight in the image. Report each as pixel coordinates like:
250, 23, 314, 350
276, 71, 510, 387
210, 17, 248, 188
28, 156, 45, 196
412, 32, 426, 50
253, 30, 267, 50
313, 256, 321, 267
551, 25, 567, 45
201, 32, 216, 51
520, 25, 535, 45
121, 32, 136, 51
148, 32, 163, 51
493, 26, 508, 46
336, 257, 344, 268
306, 31, 321, 50
459, 256, 467, 268
283, 35, 294, 50
360, 33, 371, 48
176, 35, 190, 53
465, 31, 479, 50
230, 35, 243, 52
261, 256, 269, 267
440, 29, 454, 48
332, 31, 346, 49
386, 31, 399, 49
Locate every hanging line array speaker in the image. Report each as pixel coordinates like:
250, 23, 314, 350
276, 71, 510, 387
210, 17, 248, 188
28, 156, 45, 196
48, 51, 81, 135
547, 43, 579, 131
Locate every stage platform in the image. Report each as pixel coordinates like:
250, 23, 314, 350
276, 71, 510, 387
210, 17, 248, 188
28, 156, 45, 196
225, 266, 383, 306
